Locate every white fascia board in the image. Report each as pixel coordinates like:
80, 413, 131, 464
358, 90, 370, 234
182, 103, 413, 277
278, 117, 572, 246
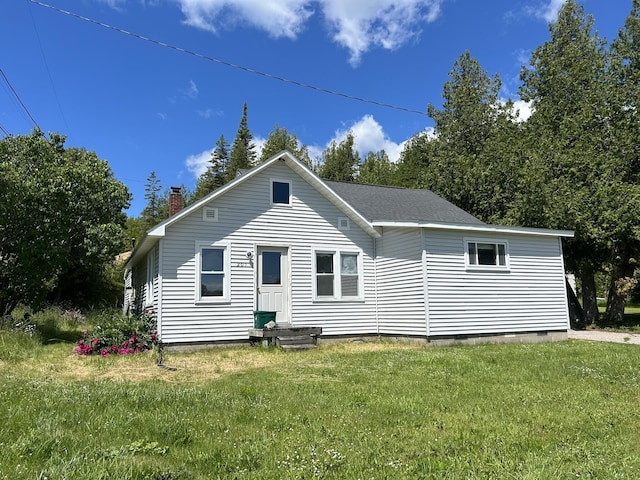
371, 221, 574, 238
124, 232, 162, 270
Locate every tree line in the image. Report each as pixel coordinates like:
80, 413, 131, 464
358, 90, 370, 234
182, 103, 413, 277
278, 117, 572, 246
2, 0, 638, 324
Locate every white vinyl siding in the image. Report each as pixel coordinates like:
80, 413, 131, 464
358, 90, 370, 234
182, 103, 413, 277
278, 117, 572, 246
425, 230, 569, 336
376, 228, 427, 336
157, 162, 376, 343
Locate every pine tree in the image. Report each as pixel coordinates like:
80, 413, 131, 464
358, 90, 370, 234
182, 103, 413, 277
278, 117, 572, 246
317, 132, 359, 181
227, 102, 256, 182
141, 171, 162, 228
357, 150, 395, 185
518, 0, 609, 324
259, 125, 312, 168
193, 134, 229, 201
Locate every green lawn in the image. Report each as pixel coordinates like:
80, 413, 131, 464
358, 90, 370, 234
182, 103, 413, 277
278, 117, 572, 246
2, 330, 640, 479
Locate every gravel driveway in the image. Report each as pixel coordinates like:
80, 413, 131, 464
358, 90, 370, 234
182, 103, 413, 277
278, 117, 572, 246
568, 329, 640, 345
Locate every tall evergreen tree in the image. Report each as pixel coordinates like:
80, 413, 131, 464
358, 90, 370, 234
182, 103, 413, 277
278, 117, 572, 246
317, 132, 360, 181
141, 171, 162, 228
518, 0, 609, 324
227, 102, 256, 182
259, 125, 312, 168
193, 134, 229, 201
401, 51, 518, 222
357, 150, 395, 185
602, 0, 640, 322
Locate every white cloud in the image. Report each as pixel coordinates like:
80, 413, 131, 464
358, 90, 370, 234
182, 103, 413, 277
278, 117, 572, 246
98, 0, 126, 10
511, 99, 533, 122
178, 0, 313, 38
321, 0, 442, 66
175, 0, 443, 65
527, 0, 566, 23
327, 114, 405, 162
157, 112, 168, 120
197, 108, 223, 118
181, 79, 199, 99
185, 148, 213, 177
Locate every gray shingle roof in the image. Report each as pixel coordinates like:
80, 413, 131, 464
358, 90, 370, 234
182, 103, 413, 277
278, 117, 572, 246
325, 181, 484, 225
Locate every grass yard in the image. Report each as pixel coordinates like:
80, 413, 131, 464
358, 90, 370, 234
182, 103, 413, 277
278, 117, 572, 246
2, 331, 640, 479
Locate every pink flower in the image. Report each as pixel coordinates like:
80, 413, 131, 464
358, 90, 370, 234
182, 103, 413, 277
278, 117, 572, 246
91, 338, 99, 345
151, 334, 156, 341
82, 330, 88, 336
110, 345, 118, 353
101, 349, 109, 357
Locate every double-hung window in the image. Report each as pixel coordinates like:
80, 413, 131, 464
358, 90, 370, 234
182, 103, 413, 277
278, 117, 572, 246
314, 249, 362, 300
465, 239, 509, 270
197, 242, 230, 302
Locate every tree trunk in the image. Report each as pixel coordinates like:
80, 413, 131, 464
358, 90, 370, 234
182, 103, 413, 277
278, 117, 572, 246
581, 269, 599, 326
605, 257, 637, 325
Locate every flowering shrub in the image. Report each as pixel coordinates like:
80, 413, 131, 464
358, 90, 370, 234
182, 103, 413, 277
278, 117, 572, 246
75, 309, 158, 356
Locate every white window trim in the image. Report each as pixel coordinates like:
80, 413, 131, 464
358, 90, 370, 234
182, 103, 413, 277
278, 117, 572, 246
202, 207, 218, 222
145, 251, 154, 307
195, 241, 231, 303
270, 178, 292, 206
464, 237, 510, 271
338, 217, 350, 231
312, 247, 364, 302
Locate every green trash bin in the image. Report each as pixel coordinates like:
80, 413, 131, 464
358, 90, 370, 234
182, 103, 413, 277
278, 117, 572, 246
253, 311, 276, 329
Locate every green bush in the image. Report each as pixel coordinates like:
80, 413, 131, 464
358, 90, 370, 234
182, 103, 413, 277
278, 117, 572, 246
75, 310, 157, 356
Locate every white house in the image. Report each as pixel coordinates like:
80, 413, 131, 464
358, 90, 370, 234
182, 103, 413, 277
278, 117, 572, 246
124, 151, 573, 346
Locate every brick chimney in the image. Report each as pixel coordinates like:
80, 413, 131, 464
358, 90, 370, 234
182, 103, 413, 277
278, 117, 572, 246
169, 186, 183, 216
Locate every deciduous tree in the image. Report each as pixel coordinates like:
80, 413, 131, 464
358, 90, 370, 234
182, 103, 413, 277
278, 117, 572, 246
0, 130, 130, 314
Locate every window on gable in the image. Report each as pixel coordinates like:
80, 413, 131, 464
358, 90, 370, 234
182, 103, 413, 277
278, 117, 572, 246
466, 240, 508, 269
197, 243, 230, 302
271, 180, 291, 205
314, 249, 362, 300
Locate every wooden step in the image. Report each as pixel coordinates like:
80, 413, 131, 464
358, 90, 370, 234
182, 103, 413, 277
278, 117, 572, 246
276, 334, 317, 351
276, 335, 315, 346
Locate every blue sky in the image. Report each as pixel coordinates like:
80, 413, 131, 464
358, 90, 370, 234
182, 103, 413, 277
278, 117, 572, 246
1, 0, 631, 216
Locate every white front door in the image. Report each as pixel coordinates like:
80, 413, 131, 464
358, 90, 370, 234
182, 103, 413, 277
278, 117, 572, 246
257, 247, 289, 324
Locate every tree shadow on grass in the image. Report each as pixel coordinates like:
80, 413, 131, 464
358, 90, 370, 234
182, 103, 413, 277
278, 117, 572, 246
595, 312, 640, 332
35, 318, 85, 345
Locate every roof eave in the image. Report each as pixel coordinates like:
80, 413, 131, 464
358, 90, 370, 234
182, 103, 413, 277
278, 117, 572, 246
371, 221, 574, 238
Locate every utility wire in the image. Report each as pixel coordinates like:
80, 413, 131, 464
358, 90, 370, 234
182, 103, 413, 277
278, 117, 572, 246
0, 122, 10, 137
29, 0, 428, 117
27, 0, 71, 135
0, 68, 41, 131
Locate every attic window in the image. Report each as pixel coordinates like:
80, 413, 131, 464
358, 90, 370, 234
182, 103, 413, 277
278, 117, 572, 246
203, 207, 218, 222
338, 217, 350, 231
271, 179, 291, 205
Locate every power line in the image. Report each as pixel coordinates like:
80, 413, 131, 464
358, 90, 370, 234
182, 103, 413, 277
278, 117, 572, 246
0, 68, 41, 131
0, 122, 10, 137
27, 0, 71, 135
29, 0, 428, 117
